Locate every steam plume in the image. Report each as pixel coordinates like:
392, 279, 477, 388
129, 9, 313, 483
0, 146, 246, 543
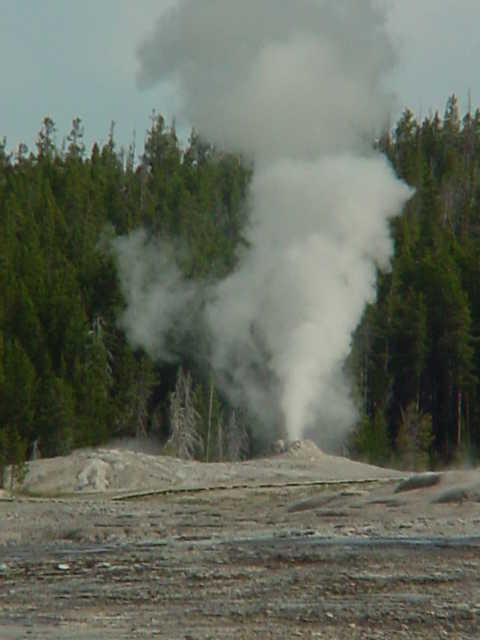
117, 0, 412, 449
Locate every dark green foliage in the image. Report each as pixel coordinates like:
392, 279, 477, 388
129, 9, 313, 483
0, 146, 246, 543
0, 425, 27, 490
395, 403, 434, 471
350, 411, 390, 467
350, 95, 480, 465
112, 351, 158, 439
35, 374, 75, 456
0, 115, 251, 464
0, 340, 36, 443
2, 98, 480, 467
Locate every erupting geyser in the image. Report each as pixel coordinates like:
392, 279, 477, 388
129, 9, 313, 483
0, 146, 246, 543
115, 0, 412, 450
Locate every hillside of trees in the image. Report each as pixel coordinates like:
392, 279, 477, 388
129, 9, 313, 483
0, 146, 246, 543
0, 113, 252, 474
1, 96, 480, 474
350, 96, 480, 468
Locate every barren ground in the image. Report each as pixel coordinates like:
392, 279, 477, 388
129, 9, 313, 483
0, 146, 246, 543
1, 440, 480, 639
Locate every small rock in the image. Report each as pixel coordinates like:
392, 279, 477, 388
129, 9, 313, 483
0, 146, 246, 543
432, 487, 470, 504
272, 439, 286, 454
287, 492, 338, 513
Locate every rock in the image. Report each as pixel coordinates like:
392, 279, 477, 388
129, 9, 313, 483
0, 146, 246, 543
432, 487, 471, 504
272, 439, 287, 454
75, 458, 111, 492
394, 473, 441, 494
287, 492, 339, 513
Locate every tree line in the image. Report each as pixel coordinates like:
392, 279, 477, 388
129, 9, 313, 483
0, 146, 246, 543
1, 96, 480, 476
349, 95, 480, 468
0, 113, 252, 478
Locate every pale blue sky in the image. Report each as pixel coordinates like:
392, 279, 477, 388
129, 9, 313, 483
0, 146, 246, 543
1, 1, 479, 157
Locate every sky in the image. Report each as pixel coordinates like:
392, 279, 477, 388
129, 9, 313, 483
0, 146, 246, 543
1, 0, 479, 158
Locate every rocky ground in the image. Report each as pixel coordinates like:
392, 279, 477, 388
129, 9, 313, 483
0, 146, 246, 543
1, 440, 480, 638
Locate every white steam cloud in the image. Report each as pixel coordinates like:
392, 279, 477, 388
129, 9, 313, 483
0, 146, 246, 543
115, 231, 200, 362
117, 0, 412, 449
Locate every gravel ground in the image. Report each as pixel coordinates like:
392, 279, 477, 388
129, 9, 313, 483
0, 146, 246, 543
1, 442, 480, 638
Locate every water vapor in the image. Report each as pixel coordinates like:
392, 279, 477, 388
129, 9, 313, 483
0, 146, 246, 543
118, 0, 412, 449
115, 230, 199, 362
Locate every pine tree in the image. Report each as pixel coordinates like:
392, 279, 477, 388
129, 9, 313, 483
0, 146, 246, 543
66, 117, 86, 160
36, 116, 57, 161
351, 410, 390, 466
396, 403, 433, 470
36, 374, 75, 456
0, 425, 27, 490
0, 340, 36, 437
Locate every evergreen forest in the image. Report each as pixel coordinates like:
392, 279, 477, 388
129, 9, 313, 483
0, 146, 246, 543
1, 96, 480, 474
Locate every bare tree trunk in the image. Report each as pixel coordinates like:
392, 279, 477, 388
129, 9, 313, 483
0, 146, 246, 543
457, 389, 462, 447
206, 377, 214, 463
362, 348, 368, 414
217, 418, 223, 462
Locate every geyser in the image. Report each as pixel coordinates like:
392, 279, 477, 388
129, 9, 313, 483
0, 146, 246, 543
116, 0, 412, 450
